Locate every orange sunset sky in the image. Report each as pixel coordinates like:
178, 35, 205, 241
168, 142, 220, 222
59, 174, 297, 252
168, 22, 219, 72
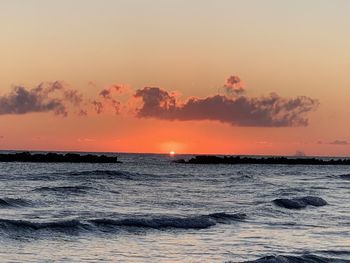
1, 0, 350, 156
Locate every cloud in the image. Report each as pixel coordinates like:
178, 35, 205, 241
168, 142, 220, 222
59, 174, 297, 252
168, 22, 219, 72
77, 137, 95, 142
134, 78, 319, 127
78, 109, 88, 116
92, 100, 104, 114
0, 76, 319, 127
329, 140, 350, 145
0, 81, 84, 116
0, 81, 126, 117
99, 85, 121, 99
224, 75, 244, 95
92, 85, 122, 114
294, 150, 306, 157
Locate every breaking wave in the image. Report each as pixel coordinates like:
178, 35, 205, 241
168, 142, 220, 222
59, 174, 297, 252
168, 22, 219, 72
0, 198, 31, 208
338, 174, 350, 180
0, 212, 246, 235
90, 213, 246, 230
0, 219, 91, 232
273, 196, 328, 209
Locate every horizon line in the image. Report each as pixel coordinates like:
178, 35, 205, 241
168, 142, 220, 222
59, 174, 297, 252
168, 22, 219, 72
0, 148, 349, 159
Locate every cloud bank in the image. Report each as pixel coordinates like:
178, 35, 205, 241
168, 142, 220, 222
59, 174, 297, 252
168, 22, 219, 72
0, 75, 319, 127
134, 77, 319, 127
0, 82, 83, 116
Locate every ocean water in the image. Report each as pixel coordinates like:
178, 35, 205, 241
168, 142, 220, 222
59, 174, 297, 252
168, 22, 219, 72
0, 153, 349, 262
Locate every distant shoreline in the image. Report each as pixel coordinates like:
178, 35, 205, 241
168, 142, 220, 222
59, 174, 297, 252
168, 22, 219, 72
175, 155, 350, 165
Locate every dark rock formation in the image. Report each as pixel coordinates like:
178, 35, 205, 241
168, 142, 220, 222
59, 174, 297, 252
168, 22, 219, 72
0, 152, 120, 163
175, 155, 350, 165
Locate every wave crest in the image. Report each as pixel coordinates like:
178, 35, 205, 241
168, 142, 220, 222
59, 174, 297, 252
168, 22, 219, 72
338, 174, 350, 180
0, 212, 245, 234
0, 219, 90, 231
90, 212, 245, 230
34, 185, 94, 194
273, 196, 327, 209
0, 198, 31, 208
90, 216, 215, 229
67, 170, 137, 180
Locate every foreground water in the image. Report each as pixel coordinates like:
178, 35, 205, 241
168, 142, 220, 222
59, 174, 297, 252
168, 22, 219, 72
0, 153, 349, 262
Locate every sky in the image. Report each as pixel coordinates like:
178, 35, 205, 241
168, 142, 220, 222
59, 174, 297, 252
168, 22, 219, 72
0, 0, 350, 156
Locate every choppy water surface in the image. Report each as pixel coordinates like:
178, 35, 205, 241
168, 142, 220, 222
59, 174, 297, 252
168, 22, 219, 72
0, 153, 349, 262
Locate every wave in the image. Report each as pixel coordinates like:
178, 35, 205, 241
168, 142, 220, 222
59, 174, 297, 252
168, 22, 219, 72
239, 254, 350, 263
328, 173, 350, 180
338, 174, 350, 180
0, 198, 31, 208
91, 212, 246, 230
273, 196, 327, 209
90, 216, 216, 229
230, 174, 256, 182
208, 212, 246, 221
0, 212, 246, 234
66, 170, 137, 180
0, 219, 90, 232
13, 170, 140, 182
316, 250, 350, 256
34, 185, 94, 194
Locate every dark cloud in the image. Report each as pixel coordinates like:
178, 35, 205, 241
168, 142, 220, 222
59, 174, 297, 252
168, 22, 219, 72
134, 77, 319, 127
224, 75, 244, 95
92, 85, 122, 114
92, 100, 104, 114
0, 82, 84, 116
0, 81, 123, 117
329, 140, 350, 145
0, 76, 319, 126
99, 85, 121, 99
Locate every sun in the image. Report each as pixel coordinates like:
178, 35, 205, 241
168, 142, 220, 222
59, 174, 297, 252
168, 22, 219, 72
169, 151, 176, 156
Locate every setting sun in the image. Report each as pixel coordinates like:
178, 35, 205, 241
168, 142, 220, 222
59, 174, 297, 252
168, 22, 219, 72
169, 151, 175, 156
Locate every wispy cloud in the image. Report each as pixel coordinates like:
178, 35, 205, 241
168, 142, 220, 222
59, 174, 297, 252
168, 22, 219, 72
77, 138, 96, 142
317, 140, 350, 146
294, 150, 306, 157
91, 85, 124, 115
329, 140, 350, 145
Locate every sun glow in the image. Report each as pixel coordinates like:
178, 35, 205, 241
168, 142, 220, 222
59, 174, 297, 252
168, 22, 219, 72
169, 151, 175, 156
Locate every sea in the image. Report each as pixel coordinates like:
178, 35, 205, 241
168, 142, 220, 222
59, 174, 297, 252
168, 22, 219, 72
0, 152, 349, 262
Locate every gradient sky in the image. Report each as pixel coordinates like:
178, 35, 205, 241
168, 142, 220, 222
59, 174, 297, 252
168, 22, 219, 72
1, 0, 350, 156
